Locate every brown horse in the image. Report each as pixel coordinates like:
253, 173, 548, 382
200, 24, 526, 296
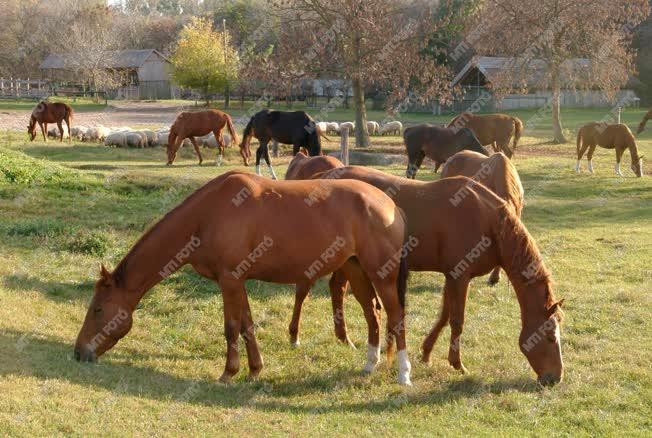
441, 151, 524, 286
637, 109, 651, 134
403, 125, 490, 178
285, 151, 344, 180
167, 110, 239, 166
27, 101, 73, 142
448, 112, 523, 158
74, 171, 413, 385
576, 122, 643, 177
287, 161, 564, 385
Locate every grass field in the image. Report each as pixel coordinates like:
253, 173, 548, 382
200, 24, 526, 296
0, 97, 108, 113
0, 112, 651, 435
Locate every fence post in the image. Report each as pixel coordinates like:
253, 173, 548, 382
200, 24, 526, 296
617, 106, 622, 124
340, 127, 349, 165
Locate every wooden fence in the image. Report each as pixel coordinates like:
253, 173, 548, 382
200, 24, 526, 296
0, 78, 49, 99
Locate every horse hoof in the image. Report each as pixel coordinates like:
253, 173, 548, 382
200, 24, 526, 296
398, 374, 413, 386
420, 353, 431, 365
218, 372, 235, 384
246, 370, 262, 381
291, 340, 300, 348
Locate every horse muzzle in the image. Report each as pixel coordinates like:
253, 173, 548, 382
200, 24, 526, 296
74, 346, 97, 363
537, 372, 562, 386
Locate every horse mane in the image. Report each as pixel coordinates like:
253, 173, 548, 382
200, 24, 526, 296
487, 153, 524, 216
495, 203, 560, 317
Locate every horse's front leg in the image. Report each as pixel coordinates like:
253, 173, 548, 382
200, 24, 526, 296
487, 267, 501, 286
446, 276, 470, 374
615, 147, 625, 176
263, 143, 277, 180
217, 275, 246, 383
241, 292, 263, 380
255, 143, 266, 176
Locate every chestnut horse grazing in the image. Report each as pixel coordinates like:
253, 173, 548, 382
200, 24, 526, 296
167, 110, 238, 166
74, 171, 413, 385
285, 152, 344, 180
441, 151, 524, 286
576, 122, 643, 177
288, 164, 564, 385
637, 109, 651, 134
27, 101, 73, 142
403, 124, 490, 178
448, 112, 523, 158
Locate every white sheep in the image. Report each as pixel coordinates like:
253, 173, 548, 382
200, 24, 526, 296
197, 133, 232, 148
379, 121, 403, 136
47, 126, 69, 139
141, 130, 158, 147
327, 122, 340, 134
338, 121, 355, 134
366, 121, 380, 136
315, 122, 329, 134
126, 132, 147, 148
104, 132, 127, 148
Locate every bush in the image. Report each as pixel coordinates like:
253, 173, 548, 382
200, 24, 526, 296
66, 231, 111, 257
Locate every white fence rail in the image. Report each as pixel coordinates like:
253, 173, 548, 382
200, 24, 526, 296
0, 78, 49, 98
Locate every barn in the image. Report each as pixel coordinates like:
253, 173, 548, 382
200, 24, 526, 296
449, 56, 640, 111
39, 49, 173, 99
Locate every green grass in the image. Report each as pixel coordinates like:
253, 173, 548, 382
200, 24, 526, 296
0, 121, 651, 435
0, 97, 108, 112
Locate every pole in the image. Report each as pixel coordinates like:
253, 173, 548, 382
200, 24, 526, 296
340, 127, 349, 165
223, 18, 230, 108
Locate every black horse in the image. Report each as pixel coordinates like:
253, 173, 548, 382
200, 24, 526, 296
404, 124, 490, 179
240, 110, 322, 179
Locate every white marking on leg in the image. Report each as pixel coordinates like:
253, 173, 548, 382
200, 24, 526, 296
268, 164, 278, 180
575, 160, 581, 172
255, 164, 261, 176
362, 344, 380, 374
216, 154, 223, 166
588, 160, 594, 174
397, 349, 412, 386
615, 163, 622, 176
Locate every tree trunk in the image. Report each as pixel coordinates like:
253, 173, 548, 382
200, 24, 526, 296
352, 77, 369, 147
224, 84, 230, 108
551, 66, 567, 143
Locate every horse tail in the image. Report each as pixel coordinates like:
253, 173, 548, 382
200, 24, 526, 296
576, 127, 583, 157
637, 110, 651, 135
225, 115, 238, 146
487, 153, 524, 217
240, 116, 254, 149
512, 117, 523, 155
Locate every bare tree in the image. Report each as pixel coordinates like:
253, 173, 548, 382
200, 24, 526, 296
471, 0, 649, 143
266, 0, 454, 147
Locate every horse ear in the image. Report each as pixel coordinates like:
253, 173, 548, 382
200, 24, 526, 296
546, 299, 564, 317
99, 263, 113, 287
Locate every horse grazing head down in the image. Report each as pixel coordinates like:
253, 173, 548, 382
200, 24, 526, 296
518, 287, 565, 386
27, 117, 37, 141
632, 157, 644, 177
74, 265, 134, 362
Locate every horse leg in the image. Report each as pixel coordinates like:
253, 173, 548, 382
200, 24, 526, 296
289, 280, 313, 346
40, 122, 47, 142
615, 147, 625, 176
189, 137, 203, 165
434, 161, 442, 173
65, 117, 72, 142
421, 283, 450, 363
57, 121, 64, 143
167, 136, 183, 165
491, 141, 500, 153
406, 150, 425, 179
577, 141, 590, 172
586, 144, 597, 174
329, 270, 354, 347
264, 143, 278, 180
340, 260, 382, 372
447, 276, 470, 373
498, 141, 513, 158
487, 267, 501, 286
213, 130, 224, 166
217, 276, 246, 383
240, 293, 263, 380
255, 143, 265, 176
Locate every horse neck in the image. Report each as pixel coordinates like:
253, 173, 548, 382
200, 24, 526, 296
628, 141, 640, 162
113, 208, 199, 308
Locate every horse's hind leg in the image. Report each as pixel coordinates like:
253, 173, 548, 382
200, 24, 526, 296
329, 270, 354, 348
57, 121, 64, 143
487, 267, 501, 286
446, 276, 470, 374
213, 130, 225, 166
189, 137, 203, 165
586, 144, 597, 174
241, 293, 263, 380
289, 280, 313, 346
263, 143, 278, 180
255, 143, 265, 176
421, 283, 450, 364
615, 147, 625, 176
217, 276, 246, 383
577, 141, 590, 172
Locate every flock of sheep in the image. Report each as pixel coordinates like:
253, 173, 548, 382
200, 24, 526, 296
315, 120, 403, 136
46, 119, 404, 149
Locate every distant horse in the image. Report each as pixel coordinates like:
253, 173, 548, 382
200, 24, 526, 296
167, 110, 238, 166
74, 171, 413, 385
240, 110, 323, 180
27, 101, 73, 142
403, 124, 490, 178
285, 152, 344, 180
441, 151, 524, 285
576, 122, 643, 177
637, 109, 651, 134
287, 165, 565, 385
448, 112, 523, 158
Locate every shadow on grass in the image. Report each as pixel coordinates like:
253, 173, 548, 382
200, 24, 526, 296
2, 274, 94, 302
0, 329, 542, 412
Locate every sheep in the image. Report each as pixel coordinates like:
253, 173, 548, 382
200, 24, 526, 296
366, 121, 380, 136
141, 129, 158, 147
47, 126, 69, 139
70, 126, 86, 140
338, 121, 355, 134
84, 127, 100, 142
104, 132, 127, 148
327, 122, 340, 134
197, 133, 232, 148
315, 122, 329, 134
125, 131, 147, 148
96, 126, 111, 142
379, 121, 403, 136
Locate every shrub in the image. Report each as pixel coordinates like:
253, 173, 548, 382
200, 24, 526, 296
66, 231, 111, 257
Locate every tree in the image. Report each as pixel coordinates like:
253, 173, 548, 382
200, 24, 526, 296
267, 0, 454, 147
170, 17, 239, 105
470, 0, 649, 143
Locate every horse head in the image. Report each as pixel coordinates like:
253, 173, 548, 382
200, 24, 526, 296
27, 117, 37, 141
632, 155, 644, 177
74, 265, 134, 362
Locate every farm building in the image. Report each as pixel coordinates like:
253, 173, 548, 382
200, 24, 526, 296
39, 49, 173, 99
448, 56, 640, 111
